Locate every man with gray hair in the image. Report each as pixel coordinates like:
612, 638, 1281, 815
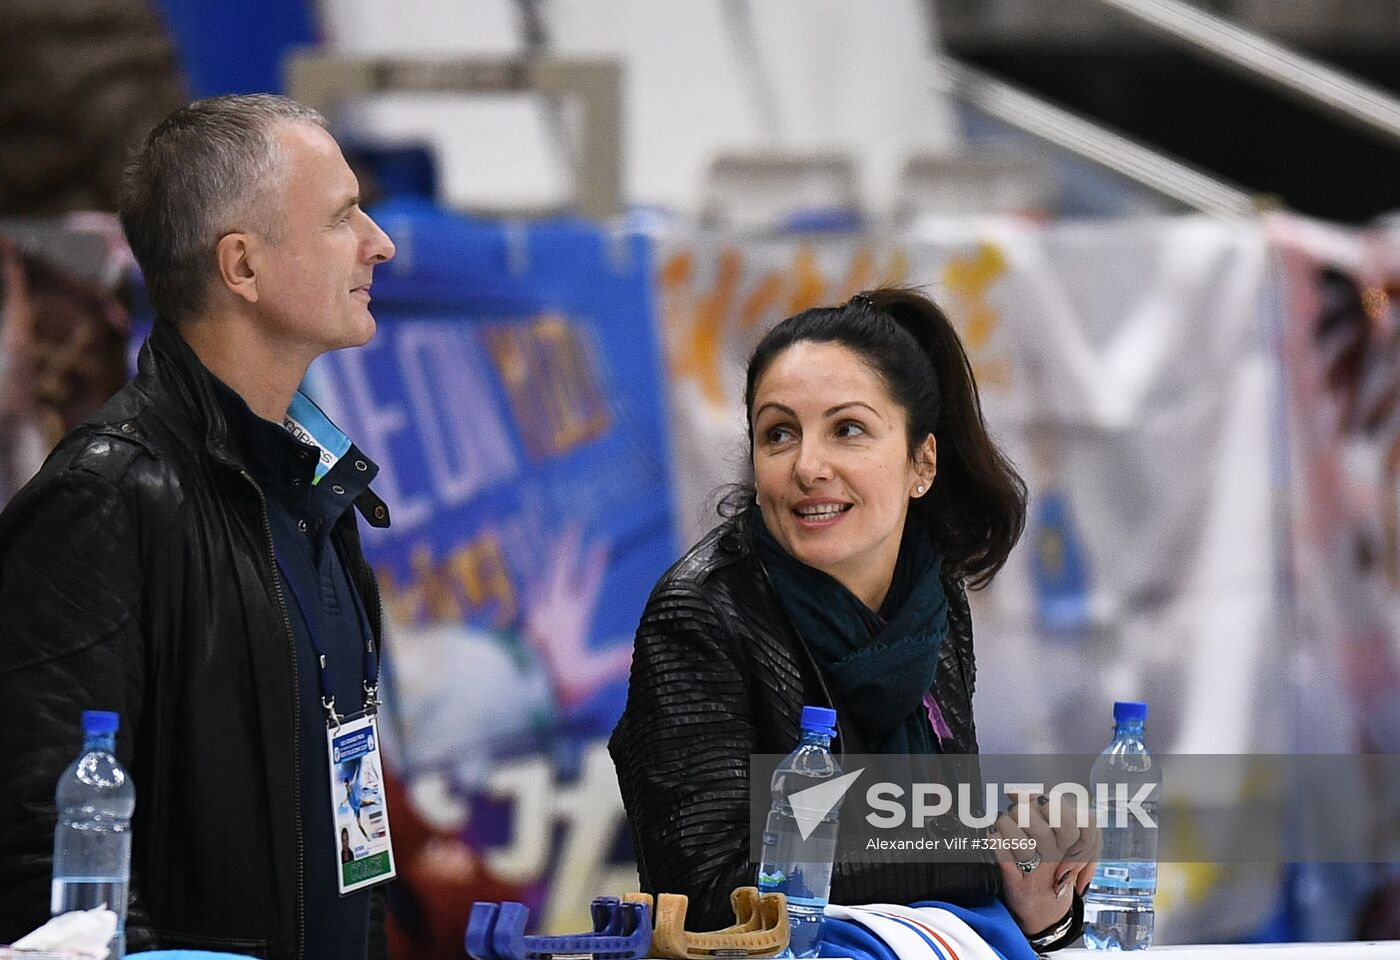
0, 94, 397, 959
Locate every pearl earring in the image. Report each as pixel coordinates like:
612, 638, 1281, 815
915, 484, 925, 495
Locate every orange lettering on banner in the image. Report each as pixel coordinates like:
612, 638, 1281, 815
690, 249, 742, 405
377, 532, 519, 630
374, 567, 414, 627
738, 272, 784, 331
375, 546, 463, 626
447, 533, 518, 627
485, 314, 611, 460
658, 247, 739, 406
786, 246, 828, 314
942, 243, 1006, 351
839, 246, 877, 300
415, 545, 462, 621
888, 248, 910, 291
941, 243, 1010, 390
837, 244, 910, 300
660, 243, 909, 410
656, 249, 693, 292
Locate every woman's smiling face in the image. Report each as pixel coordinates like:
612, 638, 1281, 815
750, 340, 934, 609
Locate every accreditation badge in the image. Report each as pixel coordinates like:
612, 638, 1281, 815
327, 712, 396, 894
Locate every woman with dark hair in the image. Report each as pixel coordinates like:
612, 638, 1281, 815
609, 289, 1099, 954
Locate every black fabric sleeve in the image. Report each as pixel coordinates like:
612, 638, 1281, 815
0, 470, 147, 946
608, 576, 758, 931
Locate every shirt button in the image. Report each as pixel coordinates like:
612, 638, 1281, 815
332, 484, 345, 495
355, 460, 368, 472
291, 478, 304, 488
374, 506, 386, 521
297, 519, 309, 533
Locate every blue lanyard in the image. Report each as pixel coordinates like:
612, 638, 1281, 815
272, 545, 380, 729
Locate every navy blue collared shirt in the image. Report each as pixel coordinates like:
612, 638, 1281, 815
212, 376, 378, 960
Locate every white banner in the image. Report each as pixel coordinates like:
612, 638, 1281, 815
654, 217, 1283, 941
1269, 213, 1400, 941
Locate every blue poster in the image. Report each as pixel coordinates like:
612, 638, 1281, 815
306, 199, 675, 947
149, 0, 316, 97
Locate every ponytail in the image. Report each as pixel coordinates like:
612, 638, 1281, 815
866, 288, 1026, 588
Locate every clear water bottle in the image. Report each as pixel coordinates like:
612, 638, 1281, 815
1084, 701, 1159, 951
52, 710, 135, 960
757, 706, 843, 959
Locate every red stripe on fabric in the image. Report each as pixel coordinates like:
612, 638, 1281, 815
863, 908, 962, 960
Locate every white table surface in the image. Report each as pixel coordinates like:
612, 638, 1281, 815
818, 940, 1400, 959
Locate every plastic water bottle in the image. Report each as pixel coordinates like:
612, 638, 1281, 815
52, 710, 135, 960
757, 706, 843, 958
1083, 701, 1159, 951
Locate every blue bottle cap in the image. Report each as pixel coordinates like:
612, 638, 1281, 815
1113, 701, 1148, 722
800, 705, 837, 735
82, 711, 119, 735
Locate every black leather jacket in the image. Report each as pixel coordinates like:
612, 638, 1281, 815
609, 517, 1083, 950
0, 321, 390, 959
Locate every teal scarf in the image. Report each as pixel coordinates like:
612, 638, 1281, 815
753, 514, 948, 755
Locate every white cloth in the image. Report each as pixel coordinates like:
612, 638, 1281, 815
824, 903, 1003, 960
10, 907, 116, 960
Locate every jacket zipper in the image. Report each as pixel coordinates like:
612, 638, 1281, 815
241, 469, 306, 960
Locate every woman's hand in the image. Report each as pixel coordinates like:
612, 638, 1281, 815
991, 791, 1102, 936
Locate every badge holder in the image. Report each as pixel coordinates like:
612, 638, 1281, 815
325, 700, 395, 894
466, 897, 651, 960
274, 544, 396, 896
623, 887, 790, 959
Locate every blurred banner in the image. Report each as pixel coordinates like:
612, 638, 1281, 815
305, 200, 675, 957
1270, 213, 1400, 940
86, 206, 1388, 953
655, 218, 1304, 942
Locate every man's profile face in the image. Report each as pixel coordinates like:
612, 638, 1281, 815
249, 122, 395, 354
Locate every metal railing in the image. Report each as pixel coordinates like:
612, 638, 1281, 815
1093, 0, 1400, 147
934, 58, 1257, 218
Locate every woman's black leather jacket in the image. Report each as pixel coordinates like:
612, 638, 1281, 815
609, 517, 1083, 950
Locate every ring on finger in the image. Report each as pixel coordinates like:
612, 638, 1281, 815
1014, 850, 1042, 873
